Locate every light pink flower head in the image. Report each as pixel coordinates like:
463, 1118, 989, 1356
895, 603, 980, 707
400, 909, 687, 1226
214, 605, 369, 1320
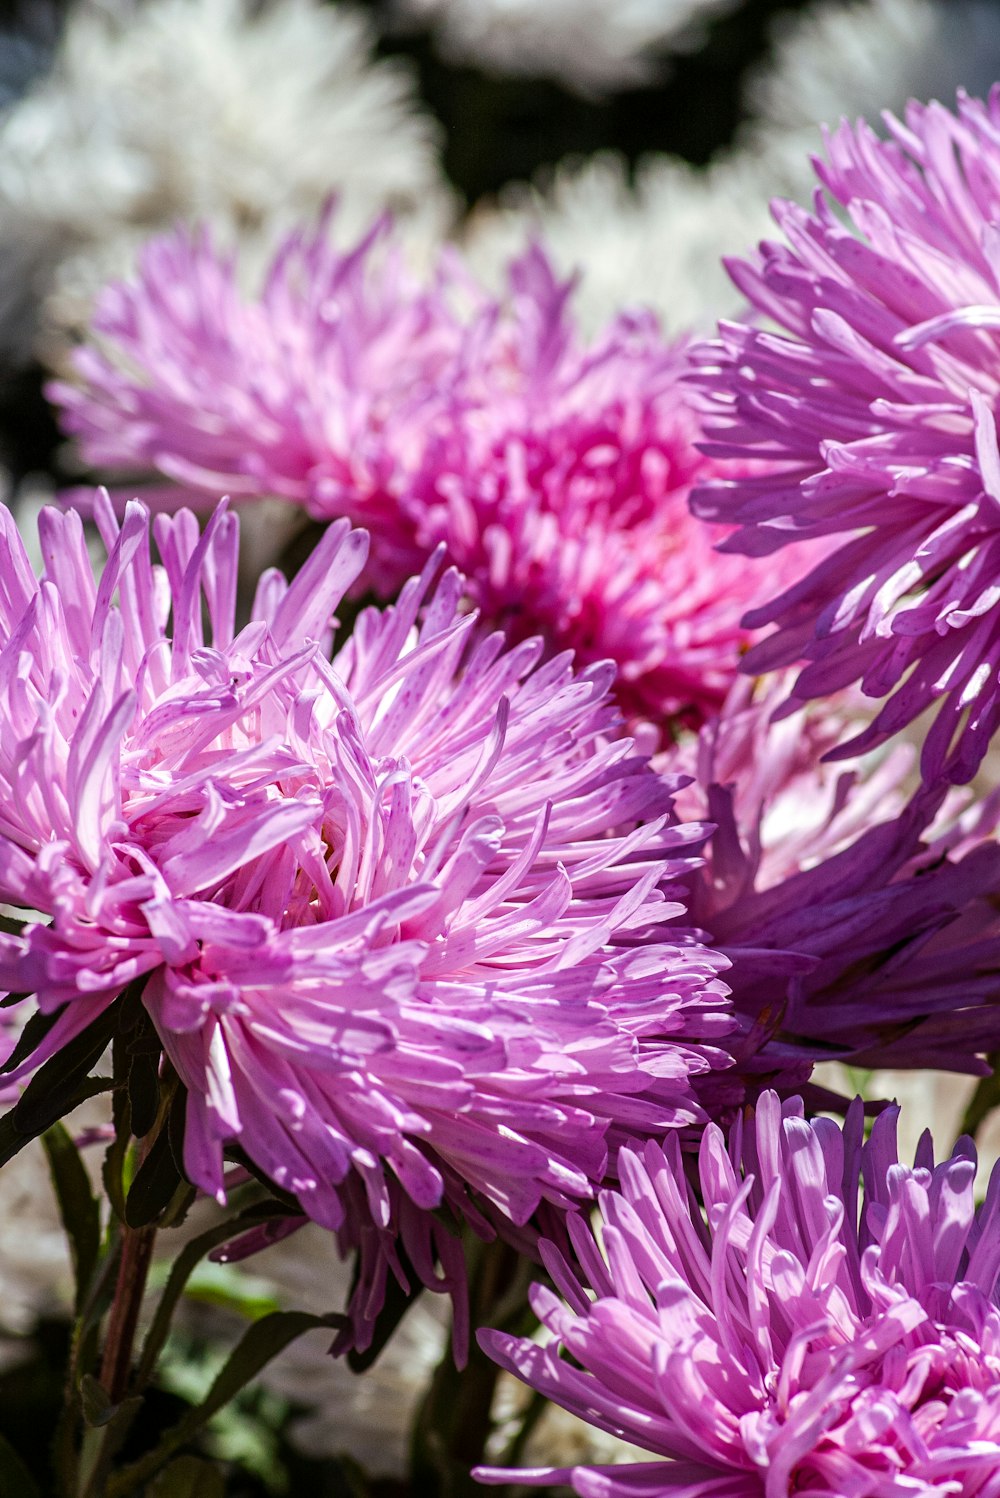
0, 494, 733, 1353
693, 89, 1000, 783
478, 1091, 1000, 1497
663, 678, 1000, 1092
51, 215, 779, 730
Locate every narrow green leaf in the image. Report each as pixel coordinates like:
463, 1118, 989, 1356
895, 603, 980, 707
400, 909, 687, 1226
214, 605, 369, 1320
124, 1123, 184, 1229
109, 1311, 346, 1495
136, 1202, 296, 1387
0, 1076, 113, 1168
103, 1037, 135, 1223
41, 1121, 101, 1314
0, 1429, 41, 1498
167, 1082, 187, 1174
148, 1455, 226, 1498
125, 1009, 162, 1139
0, 1002, 64, 1073
12, 1002, 119, 1133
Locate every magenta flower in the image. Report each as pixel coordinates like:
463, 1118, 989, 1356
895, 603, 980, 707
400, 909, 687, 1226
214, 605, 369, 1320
693, 90, 1000, 782
663, 678, 1000, 1090
51, 216, 778, 729
0, 494, 732, 1353
478, 1091, 1000, 1497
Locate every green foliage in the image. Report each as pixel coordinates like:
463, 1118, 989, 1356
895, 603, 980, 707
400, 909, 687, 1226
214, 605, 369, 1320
42, 1123, 101, 1316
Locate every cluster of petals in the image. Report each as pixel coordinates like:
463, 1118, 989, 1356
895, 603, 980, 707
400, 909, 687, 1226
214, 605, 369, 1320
663, 678, 1000, 1091
478, 1090, 1000, 1497
52, 214, 778, 728
0, 494, 733, 1351
693, 88, 1000, 782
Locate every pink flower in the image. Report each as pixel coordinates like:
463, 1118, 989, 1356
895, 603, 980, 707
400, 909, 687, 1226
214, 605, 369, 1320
52, 214, 460, 591
51, 215, 779, 729
399, 247, 772, 728
662, 678, 1000, 1091
0, 494, 732, 1353
693, 90, 1000, 782
478, 1091, 1000, 1497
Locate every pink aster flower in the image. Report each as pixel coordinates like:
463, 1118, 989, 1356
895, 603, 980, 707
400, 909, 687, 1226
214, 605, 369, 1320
693, 89, 1000, 782
51, 214, 780, 729
397, 247, 774, 728
662, 678, 1000, 1090
52, 213, 461, 591
0, 493, 732, 1353
478, 1091, 1000, 1498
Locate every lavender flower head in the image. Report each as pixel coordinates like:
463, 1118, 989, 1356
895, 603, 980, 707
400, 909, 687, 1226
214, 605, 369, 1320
694, 89, 1000, 782
478, 1091, 1000, 1496
662, 678, 1000, 1089
51, 219, 784, 729
0, 495, 732, 1352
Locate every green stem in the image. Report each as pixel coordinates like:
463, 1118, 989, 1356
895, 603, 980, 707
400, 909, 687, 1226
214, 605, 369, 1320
411, 1238, 533, 1497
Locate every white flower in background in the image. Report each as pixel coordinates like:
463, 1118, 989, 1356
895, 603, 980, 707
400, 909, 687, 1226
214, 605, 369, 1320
465, 0, 1000, 334
0, 0, 453, 366
744, 0, 1000, 140
462, 148, 778, 334
389, 0, 740, 96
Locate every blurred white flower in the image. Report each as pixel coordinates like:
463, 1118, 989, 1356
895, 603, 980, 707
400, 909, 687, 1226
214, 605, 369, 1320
465, 0, 1000, 334
0, 0, 454, 366
745, 0, 1000, 139
389, 0, 740, 96
462, 148, 778, 334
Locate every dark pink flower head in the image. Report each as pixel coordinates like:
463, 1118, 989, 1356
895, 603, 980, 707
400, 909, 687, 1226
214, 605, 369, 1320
51, 215, 780, 730
478, 1091, 1000, 1498
404, 247, 772, 728
0, 494, 733, 1353
693, 89, 1000, 783
662, 678, 1000, 1088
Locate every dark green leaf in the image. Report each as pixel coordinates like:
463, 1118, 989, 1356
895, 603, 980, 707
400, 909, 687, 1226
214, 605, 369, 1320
124, 1120, 184, 1229
0, 1076, 113, 1168
148, 1455, 226, 1498
102, 1090, 131, 1223
0, 1428, 41, 1498
11, 1002, 119, 1134
0, 1002, 64, 1073
116, 994, 162, 1138
126, 1037, 162, 1138
167, 1082, 187, 1174
41, 1121, 101, 1314
110, 1311, 346, 1495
